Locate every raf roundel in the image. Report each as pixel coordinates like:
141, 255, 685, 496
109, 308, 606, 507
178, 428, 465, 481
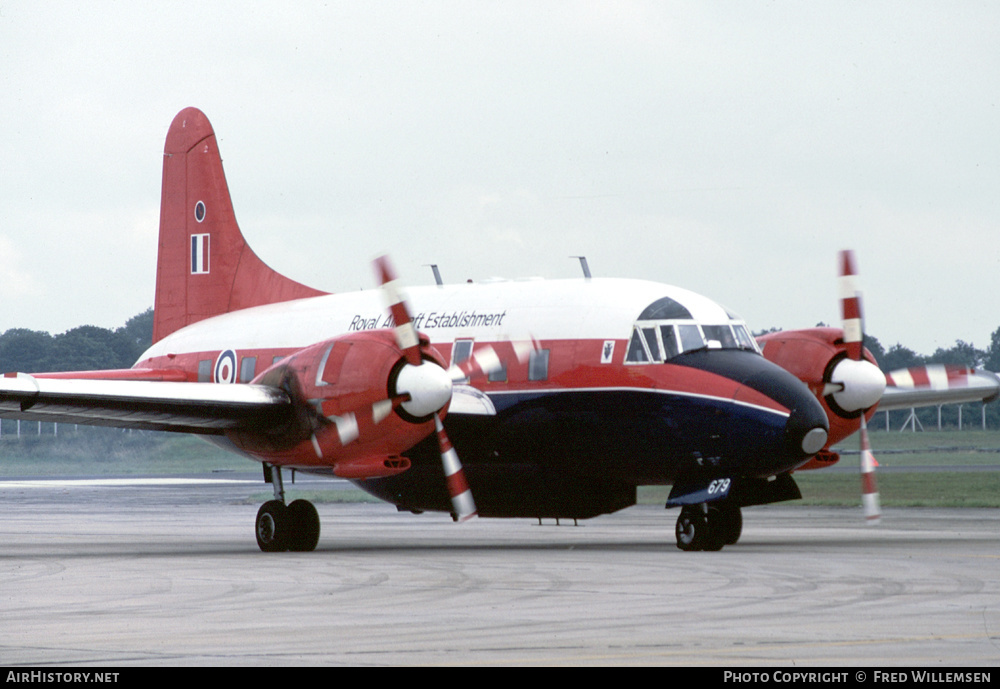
214, 350, 238, 384
194, 200, 206, 223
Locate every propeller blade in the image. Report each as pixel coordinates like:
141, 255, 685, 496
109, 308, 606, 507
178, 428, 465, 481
375, 255, 422, 366
436, 414, 477, 521
448, 345, 503, 382
841, 250, 881, 524
320, 393, 410, 445
859, 414, 881, 523
838, 250, 864, 361
512, 337, 540, 364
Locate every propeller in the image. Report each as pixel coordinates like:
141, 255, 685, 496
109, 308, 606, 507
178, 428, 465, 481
375, 255, 424, 367
838, 250, 881, 523
374, 255, 478, 521
436, 413, 477, 521
447, 345, 503, 383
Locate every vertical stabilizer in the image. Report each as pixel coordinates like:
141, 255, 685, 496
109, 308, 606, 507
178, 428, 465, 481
153, 108, 326, 343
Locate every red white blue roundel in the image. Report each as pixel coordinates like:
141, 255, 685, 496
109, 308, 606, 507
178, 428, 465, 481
214, 349, 238, 384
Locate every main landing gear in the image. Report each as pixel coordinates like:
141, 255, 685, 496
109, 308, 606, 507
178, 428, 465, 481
255, 464, 321, 552
674, 503, 742, 552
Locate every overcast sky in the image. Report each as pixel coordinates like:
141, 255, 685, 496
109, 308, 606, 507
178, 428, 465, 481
2, 2, 998, 357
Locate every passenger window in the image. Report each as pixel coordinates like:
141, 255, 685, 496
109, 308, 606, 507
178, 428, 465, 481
452, 339, 473, 366
451, 339, 474, 382
528, 349, 550, 381
488, 363, 507, 383
239, 356, 257, 383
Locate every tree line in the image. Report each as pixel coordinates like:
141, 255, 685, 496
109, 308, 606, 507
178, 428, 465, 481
0, 309, 153, 374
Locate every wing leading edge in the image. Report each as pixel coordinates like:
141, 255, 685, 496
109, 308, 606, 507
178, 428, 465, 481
877, 365, 1000, 412
0, 373, 292, 435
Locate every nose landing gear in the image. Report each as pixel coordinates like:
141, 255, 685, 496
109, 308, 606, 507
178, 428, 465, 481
675, 503, 742, 551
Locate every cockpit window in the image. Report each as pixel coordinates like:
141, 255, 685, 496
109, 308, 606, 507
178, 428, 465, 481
659, 325, 680, 359
638, 296, 693, 321
733, 324, 756, 350
626, 330, 649, 363
677, 324, 705, 351
625, 314, 760, 364
703, 325, 737, 349
642, 328, 661, 361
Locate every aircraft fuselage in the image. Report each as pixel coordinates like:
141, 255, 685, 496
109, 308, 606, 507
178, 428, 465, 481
139, 276, 829, 519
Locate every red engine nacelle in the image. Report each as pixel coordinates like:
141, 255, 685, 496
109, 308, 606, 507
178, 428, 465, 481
227, 330, 450, 477
758, 327, 884, 470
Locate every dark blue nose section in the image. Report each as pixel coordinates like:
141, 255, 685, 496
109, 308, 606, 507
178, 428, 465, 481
674, 350, 829, 474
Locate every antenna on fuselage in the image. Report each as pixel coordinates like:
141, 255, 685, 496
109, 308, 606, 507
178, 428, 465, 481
571, 256, 592, 279
425, 264, 443, 286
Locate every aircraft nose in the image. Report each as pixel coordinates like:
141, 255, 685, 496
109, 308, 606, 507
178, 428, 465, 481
672, 350, 830, 474
740, 360, 830, 469
784, 396, 829, 458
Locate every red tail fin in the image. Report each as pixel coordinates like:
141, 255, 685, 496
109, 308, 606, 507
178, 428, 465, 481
153, 108, 326, 343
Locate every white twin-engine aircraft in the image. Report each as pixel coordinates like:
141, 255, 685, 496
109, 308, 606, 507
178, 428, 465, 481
3, 108, 994, 552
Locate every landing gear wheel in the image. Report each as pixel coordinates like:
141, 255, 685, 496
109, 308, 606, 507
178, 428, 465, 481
675, 506, 709, 551
716, 504, 743, 546
676, 504, 727, 551
256, 500, 288, 552
287, 499, 321, 552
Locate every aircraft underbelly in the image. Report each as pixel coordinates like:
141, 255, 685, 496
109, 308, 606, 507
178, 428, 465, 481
356, 388, 789, 519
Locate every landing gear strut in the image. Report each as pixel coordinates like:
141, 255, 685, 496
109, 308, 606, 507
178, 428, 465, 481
675, 503, 742, 551
255, 464, 321, 552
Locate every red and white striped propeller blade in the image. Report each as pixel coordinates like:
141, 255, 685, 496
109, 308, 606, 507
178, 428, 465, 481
436, 414, 477, 521
859, 414, 881, 523
447, 345, 504, 382
838, 250, 864, 362
372, 256, 475, 522
840, 250, 881, 523
319, 394, 410, 446
375, 255, 422, 366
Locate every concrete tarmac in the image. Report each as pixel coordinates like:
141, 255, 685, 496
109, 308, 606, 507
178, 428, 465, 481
1, 477, 998, 666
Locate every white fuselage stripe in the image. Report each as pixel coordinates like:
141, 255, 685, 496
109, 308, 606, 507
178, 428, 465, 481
480, 386, 790, 419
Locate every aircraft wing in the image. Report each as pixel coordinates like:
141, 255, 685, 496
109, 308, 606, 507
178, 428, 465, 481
0, 373, 293, 435
877, 365, 1000, 411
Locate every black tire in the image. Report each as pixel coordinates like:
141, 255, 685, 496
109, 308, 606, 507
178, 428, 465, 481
286, 499, 321, 552
675, 506, 708, 551
715, 504, 743, 546
256, 500, 288, 552
700, 506, 725, 551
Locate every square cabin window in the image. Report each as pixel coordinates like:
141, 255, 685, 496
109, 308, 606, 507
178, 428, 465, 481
197, 360, 212, 382
528, 349, 550, 381
488, 362, 507, 383
239, 356, 257, 383
451, 340, 474, 383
